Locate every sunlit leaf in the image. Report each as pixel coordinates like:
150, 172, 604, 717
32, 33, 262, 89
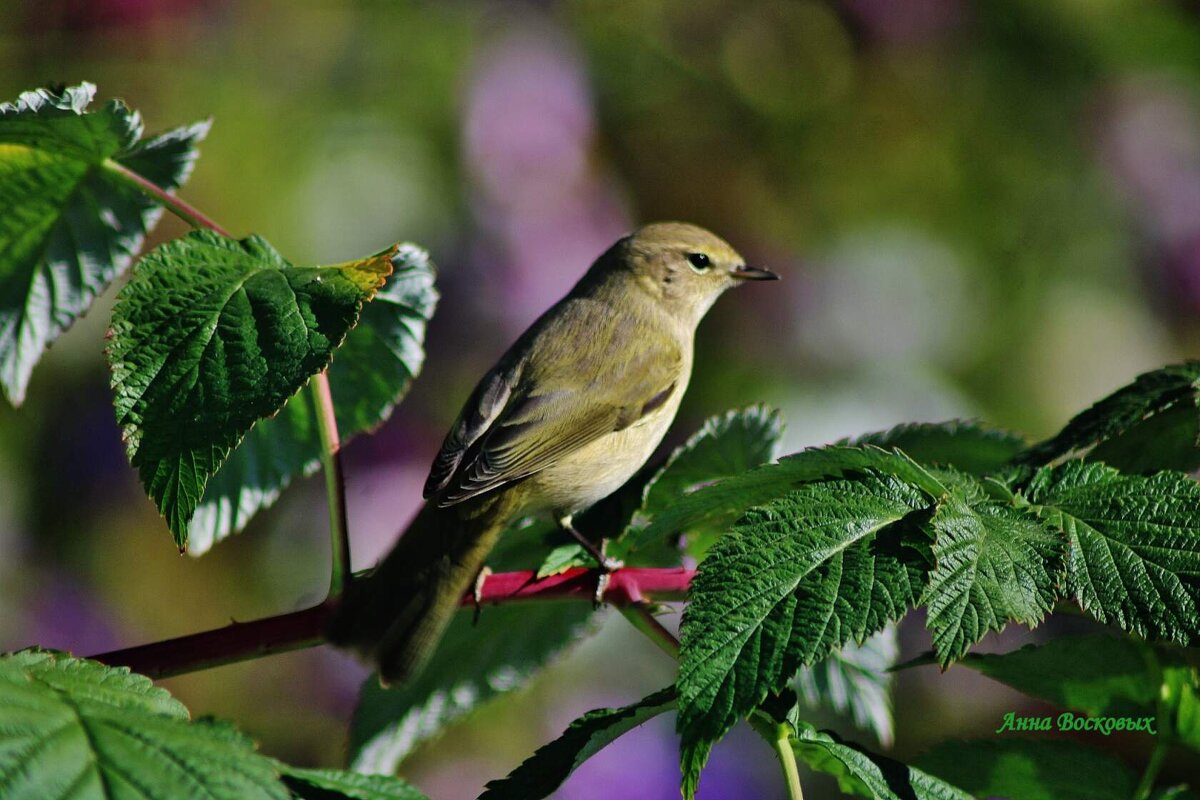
676, 474, 929, 785
922, 493, 1064, 666
0, 82, 207, 404
0, 650, 287, 800
1026, 462, 1200, 645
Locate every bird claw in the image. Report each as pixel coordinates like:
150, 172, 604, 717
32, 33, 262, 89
592, 545, 623, 607
559, 516, 622, 607
593, 571, 611, 608
473, 566, 493, 625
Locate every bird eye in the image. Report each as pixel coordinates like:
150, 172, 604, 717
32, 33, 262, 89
686, 252, 711, 272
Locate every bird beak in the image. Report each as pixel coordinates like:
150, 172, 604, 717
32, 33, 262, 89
730, 265, 779, 281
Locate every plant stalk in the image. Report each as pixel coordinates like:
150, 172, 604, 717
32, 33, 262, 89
619, 602, 681, 659
103, 159, 233, 238
1134, 738, 1168, 800
311, 374, 351, 598
772, 723, 805, 800
89, 567, 694, 678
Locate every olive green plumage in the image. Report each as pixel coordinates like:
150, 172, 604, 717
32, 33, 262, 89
326, 222, 777, 684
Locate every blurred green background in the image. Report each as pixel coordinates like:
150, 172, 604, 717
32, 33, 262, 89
3, 1, 1200, 797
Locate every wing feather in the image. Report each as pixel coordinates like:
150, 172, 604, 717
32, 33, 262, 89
426, 298, 683, 507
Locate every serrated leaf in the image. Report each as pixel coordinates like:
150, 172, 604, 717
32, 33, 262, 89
625, 444, 946, 561
913, 739, 1136, 800
0, 82, 208, 404
922, 491, 1065, 666
187, 244, 436, 553
644, 405, 784, 513
279, 766, 427, 800
1018, 361, 1200, 470
795, 626, 897, 746
107, 229, 393, 547
957, 634, 1160, 717
478, 687, 675, 800
791, 723, 973, 800
348, 525, 595, 773
676, 474, 930, 781
1025, 461, 1200, 645
0, 650, 288, 800
849, 420, 1028, 475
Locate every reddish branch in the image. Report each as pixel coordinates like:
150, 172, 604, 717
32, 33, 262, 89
89, 567, 695, 678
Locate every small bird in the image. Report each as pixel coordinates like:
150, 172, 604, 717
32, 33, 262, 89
326, 222, 777, 684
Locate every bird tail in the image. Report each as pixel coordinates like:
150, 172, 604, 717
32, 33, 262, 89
324, 498, 509, 685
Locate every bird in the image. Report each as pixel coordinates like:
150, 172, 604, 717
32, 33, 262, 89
325, 221, 778, 684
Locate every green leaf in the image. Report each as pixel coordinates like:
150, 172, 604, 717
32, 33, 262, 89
477, 687, 676, 800
913, 739, 1136, 800
349, 525, 595, 773
795, 626, 897, 746
1088, 402, 1200, 474
625, 444, 946, 560
638, 405, 784, 564
187, 244, 436, 553
676, 474, 929, 779
922, 490, 1065, 666
1152, 788, 1199, 800
849, 420, 1027, 475
957, 634, 1159, 717
278, 766, 427, 800
536, 542, 589, 578
107, 229, 393, 547
0, 650, 288, 800
791, 723, 973, 800
0, 82, 208, 404
1025, 461, 1200, 645
1163, 664, 1200, 752
1018, 361, 1200, 471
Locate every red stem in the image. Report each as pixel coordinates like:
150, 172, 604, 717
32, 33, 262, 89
103, 159, 234, 238
89, 567, 695, 678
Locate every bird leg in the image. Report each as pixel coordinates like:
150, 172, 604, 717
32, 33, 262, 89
472, 566, 493, 625
559, 515, 623, 606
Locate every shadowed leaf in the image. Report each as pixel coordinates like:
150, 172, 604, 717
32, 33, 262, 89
108, 229, 393, 547
478, 688, 675, 800
187, 244, 436, 553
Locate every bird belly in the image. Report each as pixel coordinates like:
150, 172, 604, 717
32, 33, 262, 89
522, 388, 685, 515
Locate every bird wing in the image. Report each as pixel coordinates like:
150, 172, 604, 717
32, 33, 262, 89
424, 297, 683, 506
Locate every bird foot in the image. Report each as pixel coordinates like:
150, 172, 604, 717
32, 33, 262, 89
472, 566, 493, 625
